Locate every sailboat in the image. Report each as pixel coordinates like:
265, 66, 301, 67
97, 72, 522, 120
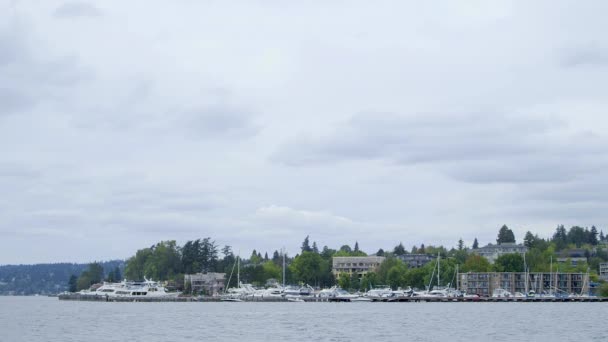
413, 253, 459, 298
221, 254, 255, 301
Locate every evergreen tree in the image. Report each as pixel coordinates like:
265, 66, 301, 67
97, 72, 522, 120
107, 269, 116, 282
354, 241, 360, 253
301, 235, 312, 253
200, 238, 219, 272
376, 248, 385, 256
457, 238, 464, 251
393, 242, 406, 256
113, 267, 122, 281
272, 250, 280, 264
76, 262, 104, 291
600, 230, 606, 242
312, 242, 319, 254
552, 225, 568, 249
264, 252, 269, 261
222, 245, 233, 258
419, 244, 426, 254
567, 226, 587, 247
68, 275, 78, 292
181, 240, 197, 274
590, 226, 599, 245
472, 238, 479, 249
496, 225, 516, 244
523, 231, 535, 248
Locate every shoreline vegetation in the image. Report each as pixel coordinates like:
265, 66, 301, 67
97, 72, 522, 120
2, 224, 608, 296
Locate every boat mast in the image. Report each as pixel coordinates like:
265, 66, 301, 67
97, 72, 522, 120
282, 247, 286, 288
550, 256, 553, 294
524, 252, 528, 294
437, 252, 440, 288
455, 264, 459, 290
237, 253, 240, 288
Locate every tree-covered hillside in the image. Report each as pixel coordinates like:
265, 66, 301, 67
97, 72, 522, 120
0, 261, 124, 295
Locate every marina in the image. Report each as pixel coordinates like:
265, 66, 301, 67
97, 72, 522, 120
57, 292, 608, 303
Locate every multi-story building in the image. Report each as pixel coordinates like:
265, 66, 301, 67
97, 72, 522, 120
184, 272, 226, 295
557, 249, 589, 266
600, 263, 608, 281
332, 256, 385, 278
469, 242, 528, 263
556, 257, 587, 266
396, 254, 434, 268
459, 272, 589, 297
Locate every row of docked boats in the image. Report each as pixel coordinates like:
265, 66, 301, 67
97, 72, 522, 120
491, 288, 592, 299
219, 252, 475, 302
218, 283, 477, 302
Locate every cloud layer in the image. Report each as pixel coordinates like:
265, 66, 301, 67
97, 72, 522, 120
1, 1, 608, 263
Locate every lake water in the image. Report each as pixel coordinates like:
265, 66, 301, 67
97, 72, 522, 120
0, 297, 605, 342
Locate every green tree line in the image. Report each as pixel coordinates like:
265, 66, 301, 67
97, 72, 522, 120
68, 224, 608, 293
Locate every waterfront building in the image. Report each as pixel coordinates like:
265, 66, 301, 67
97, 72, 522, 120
332, 256, 385, 278
600, 263, 608, 281
556, 257, 587, 266
469, 242, 528, 263
184, 272, 225, 295
459, 272, 589, 297
557, 249, 589, 266
396, 254, 434, 268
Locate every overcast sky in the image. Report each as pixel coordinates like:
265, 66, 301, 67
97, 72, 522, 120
1, 1, 608, 264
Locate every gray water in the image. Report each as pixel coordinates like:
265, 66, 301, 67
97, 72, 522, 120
0, 297, 605, 342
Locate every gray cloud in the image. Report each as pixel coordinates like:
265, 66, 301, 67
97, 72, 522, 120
0, 162, 40, 179
561, 42, 608, 68
0, 88, 32, 115
0, 24, 92, 118
272, 111, 605, 184
173, 107, 261, 140
273, 113, 541, 166
0, 31, 25, 66
54, 2, 102, 18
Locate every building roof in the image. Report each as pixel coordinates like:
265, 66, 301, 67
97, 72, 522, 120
332, 256, 385, 262
475, 242, 527, 251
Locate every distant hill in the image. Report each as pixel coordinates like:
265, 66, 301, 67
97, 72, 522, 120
0, 261, 125, 295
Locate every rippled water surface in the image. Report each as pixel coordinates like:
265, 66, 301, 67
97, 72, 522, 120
1, 297, 606, 342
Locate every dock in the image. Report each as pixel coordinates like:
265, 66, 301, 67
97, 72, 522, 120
58, 293, 608, 303
360, 296, 608, 303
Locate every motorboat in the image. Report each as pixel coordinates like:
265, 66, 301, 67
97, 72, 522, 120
317, 286, 361, 302
492, 288, 512, 298
365, 286, 393, 301
283, 284, 314, 297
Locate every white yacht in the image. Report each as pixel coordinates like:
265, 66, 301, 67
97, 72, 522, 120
83, 279, 178, 298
